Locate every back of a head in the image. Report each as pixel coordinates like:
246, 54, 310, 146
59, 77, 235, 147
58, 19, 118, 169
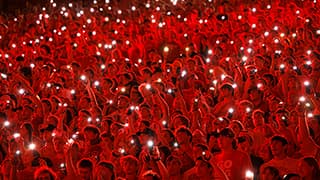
34, 167, 57, 180
77, 158, 93, 170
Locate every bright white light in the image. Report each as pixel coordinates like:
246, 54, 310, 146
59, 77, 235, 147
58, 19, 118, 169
80, 75, 86, 81
120, 87, 126, 93
264, 31, 269, 36
164, 46, 169, 52
145, 84, 151, 90
304, 81, 310, 86
18, 89, 25, 95
147, 140, 154, 147
173, 142, 179, 147
208, 49, 213, 54
246, 170, 254, 179
306, 60, 312, 65
28, 143, 36, 150
181, 70, 187, 77
4, 121, 10, 127
228, 108, 234, 114
1, 73, 7, 79
87, 117, 92, 122
299, 96, 306, 102
242, 56, 248, 62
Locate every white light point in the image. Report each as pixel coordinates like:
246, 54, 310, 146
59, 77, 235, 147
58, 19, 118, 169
145, 84, 151, 90
181, 70, 187, 77
80, 75, 86, 81
94, 81, 100, 86
164, 46, 169, 52
4, 121, 10, 127
299, 96, 306, 102
18, 89, 25, 95
28, 143, 36, 150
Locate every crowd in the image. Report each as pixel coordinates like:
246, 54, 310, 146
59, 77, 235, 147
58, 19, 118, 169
0, 0, 320, 179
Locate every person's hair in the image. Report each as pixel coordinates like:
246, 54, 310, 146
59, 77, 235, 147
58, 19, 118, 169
314, 115, 320, 126
175, 127, 192, 142
96, 161, 116, 180
230, 120, 244, 131
142, 170, 161, 180
158, 146, 171, 162
21, 122, 33, 142
262, 166, 281, 180
194, 143, 209, 151
83, 125, 100, 136
120, 155, 139, 167
173, 115, 190, 128
271, 135, 288, 146
196, 156, 213, 171
166, 155, 182, 166
252, 109, 265, 117
77, 158, 94, 170
301, 157, 320, 179
34, 167, 57, 180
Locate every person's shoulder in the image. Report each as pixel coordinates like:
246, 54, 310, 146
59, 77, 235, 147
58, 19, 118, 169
285, 157, 299, 163
234, 150, 250, 157
183, 167, 196, 177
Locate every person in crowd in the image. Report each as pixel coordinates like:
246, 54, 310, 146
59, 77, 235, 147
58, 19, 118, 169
0, 0, 319, 179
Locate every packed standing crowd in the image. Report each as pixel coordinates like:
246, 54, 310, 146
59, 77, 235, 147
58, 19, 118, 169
0, 0, 320, 179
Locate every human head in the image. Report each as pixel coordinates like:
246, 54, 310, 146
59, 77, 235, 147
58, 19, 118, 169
270, 135, 288, 158
252, 109, 265, 127
166, 155, 182, 176
120, 155, 139, 176
83, 125, 100, 142
195, 157, 213, 177
260, 166, 281, 180
218, 128, 235, 150
94, 161, 116, 180
77, 158, 93, 180
175, 127, 192, 145
34, 167, 57, 180
298, 157, 320, 179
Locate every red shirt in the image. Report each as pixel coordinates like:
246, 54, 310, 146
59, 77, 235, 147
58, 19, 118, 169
213, 150, 253, 180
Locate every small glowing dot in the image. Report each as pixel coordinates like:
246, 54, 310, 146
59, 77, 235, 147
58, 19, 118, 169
164, 46, 169, 52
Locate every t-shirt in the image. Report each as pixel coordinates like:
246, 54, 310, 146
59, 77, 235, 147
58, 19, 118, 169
260, 157, 299, 176
213, 150, 253, 180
